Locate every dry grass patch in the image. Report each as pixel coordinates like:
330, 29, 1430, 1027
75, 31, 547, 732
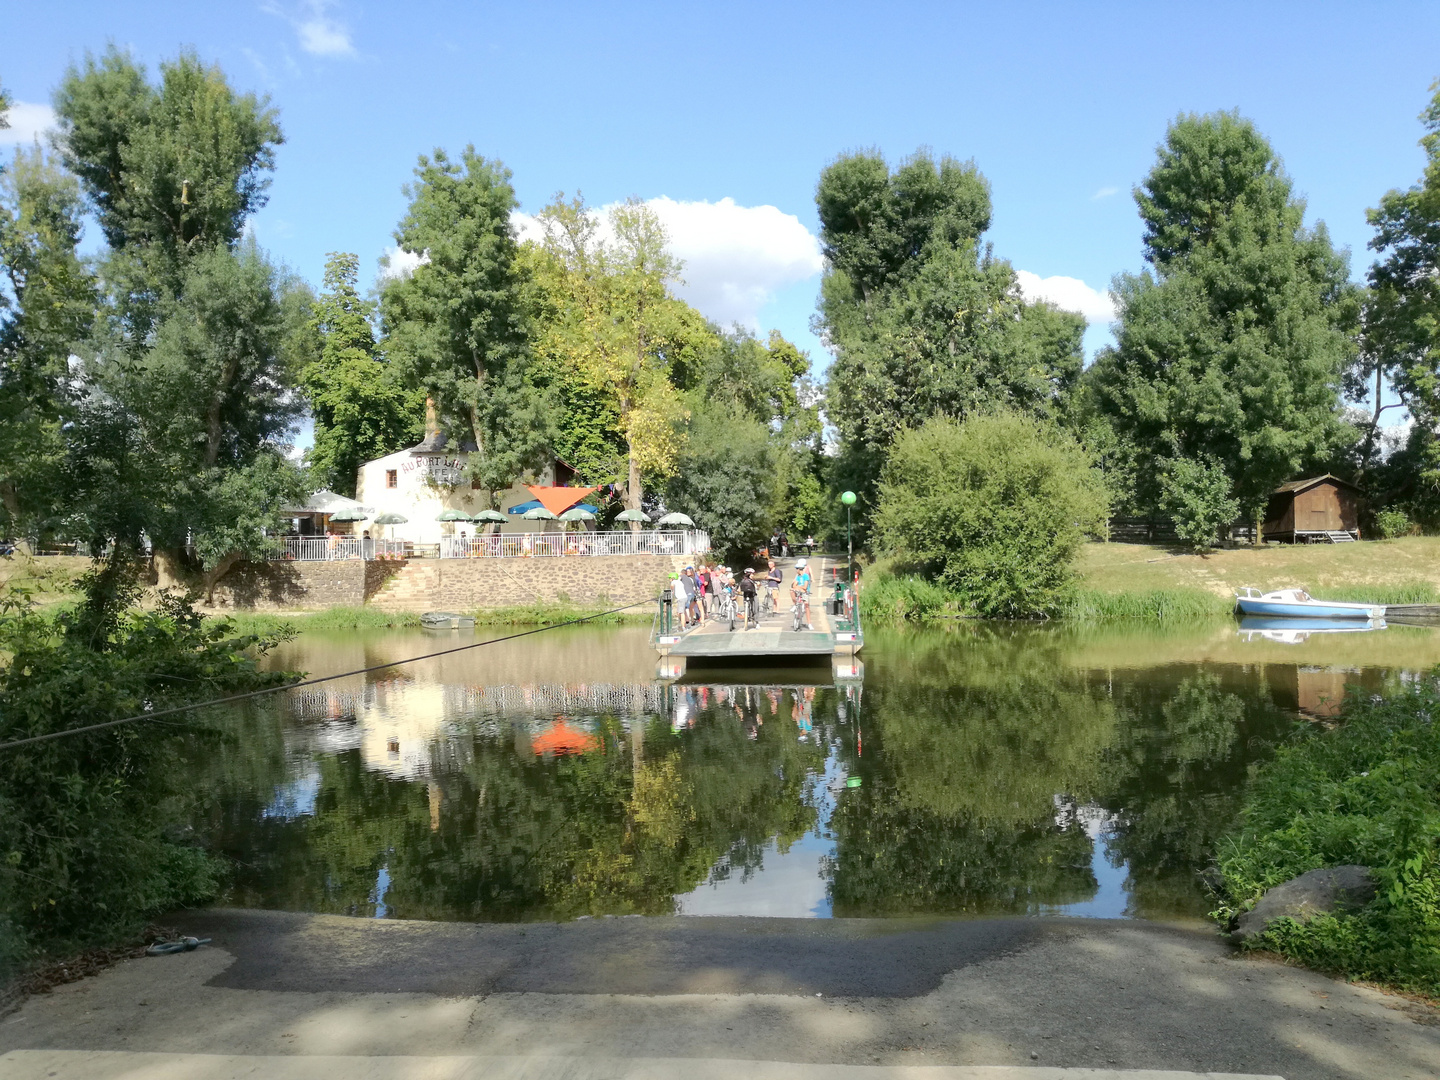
1078, 537, 1440, 599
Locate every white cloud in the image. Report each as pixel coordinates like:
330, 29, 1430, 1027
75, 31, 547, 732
0, 101, 56, 146
514, 197, 823, 331
265, 0, 355, 57
1015, 270, 1116, 325
376, 245, 427, 283
649, 197, 824, 330
1092, 186, 1120, 200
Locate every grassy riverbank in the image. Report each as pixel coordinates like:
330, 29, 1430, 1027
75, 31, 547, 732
226, 601, 651, 636
860, 537, 1440, 621
1213, 676, 1440, 996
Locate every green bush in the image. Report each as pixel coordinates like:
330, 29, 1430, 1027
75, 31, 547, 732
1159, 457, 1240, 551
1374, 509, 1413, 540
1214, 674, 1440, 994
0, 561, 292, 976
858, 571, 969, 620
873, 413, 1110, 617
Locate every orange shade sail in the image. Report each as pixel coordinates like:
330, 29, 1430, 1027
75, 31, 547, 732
526, 485, 597, 516
531, 719, 599, 756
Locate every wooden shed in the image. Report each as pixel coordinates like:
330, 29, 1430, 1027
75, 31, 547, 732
1260, 475, 1362, 543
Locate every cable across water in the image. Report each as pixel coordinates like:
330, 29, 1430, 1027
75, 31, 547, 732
0, 599, 653, 752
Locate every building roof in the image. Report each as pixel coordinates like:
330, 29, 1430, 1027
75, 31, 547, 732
1272, 474, 1362, 496
407, 430, 477, 454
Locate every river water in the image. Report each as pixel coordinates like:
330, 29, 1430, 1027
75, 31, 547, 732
191, 619, 1440, 924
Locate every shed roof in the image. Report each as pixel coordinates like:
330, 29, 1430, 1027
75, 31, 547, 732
1271, 474, 1362, 496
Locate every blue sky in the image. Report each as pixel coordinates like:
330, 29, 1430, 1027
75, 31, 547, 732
4, 1, 1439, 381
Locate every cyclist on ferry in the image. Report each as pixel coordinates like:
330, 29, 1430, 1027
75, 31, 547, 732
737, 567, 759, 629
791, 558, 813, 630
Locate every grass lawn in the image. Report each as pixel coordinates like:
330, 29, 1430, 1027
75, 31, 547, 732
0, 554, 89, 605
1077, 537, 1440, 603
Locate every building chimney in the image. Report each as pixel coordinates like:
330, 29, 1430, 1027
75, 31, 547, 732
424, 395, 440, 437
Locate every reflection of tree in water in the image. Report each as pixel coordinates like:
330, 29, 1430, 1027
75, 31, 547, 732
1096, 668, 1293, 918
202, 688, 825, 920
196, 627, 1331, 923
827, 626, 1116, 916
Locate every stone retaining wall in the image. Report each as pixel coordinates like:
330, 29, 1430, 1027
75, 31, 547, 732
208, 554, 687, 611
208, 559, 369, 609
396, 554, 686, 609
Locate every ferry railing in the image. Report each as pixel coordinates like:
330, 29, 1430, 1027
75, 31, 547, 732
830, 568, 862, 649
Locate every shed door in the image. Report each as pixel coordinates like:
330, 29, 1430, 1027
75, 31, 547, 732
1311, 509, 1329, 532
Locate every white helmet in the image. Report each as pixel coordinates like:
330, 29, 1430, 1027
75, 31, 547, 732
794, 559, 807, 569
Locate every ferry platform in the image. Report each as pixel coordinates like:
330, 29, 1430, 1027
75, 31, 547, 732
651, 557, 862, 677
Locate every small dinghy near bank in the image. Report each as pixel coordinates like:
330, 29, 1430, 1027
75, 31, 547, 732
1234, 587, 1385, 620
421, 611, 476, 629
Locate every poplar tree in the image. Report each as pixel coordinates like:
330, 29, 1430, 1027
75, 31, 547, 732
817, 149, 1085, 531
381, 147, 549, 496
1085, 112, 1359, 520
1364, 81, 1440, 511
0, 147, 95, 544
53, 48, 305, 593
299, 252, 421, 496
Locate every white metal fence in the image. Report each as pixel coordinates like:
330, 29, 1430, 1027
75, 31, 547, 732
275, 536, 410, 562
438, 529, 710, 560
274, 530, 710, 562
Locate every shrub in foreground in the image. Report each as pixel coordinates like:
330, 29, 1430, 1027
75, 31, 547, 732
873, 413, 1110, 617
1214, 674, 1440, 994
0, 562, 292, 977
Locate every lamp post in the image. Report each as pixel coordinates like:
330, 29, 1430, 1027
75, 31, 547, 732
840, 491, 856, 585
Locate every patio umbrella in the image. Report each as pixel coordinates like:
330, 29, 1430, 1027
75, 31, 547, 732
506, 500, 543, 514
436, 508, 472, 522
473, 509, 507, 523
559, 507, 596, 523
614, 508, 651, 523
373, 511, 408, 540
657, 512, 695, 527
522, 506, 558, 521
328, 508, 368, 523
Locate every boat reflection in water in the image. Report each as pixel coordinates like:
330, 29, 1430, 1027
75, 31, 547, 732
1237, 615, 1387, 645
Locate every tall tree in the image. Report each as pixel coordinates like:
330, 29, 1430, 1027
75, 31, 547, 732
1363, 81, 1440, 511
381, 148, 548, 496
54, 48, 281, 343
53, 49, 303, 594
1085, 112, 1360, 521
530, 195, 711, 514
299, 252, 421, 496
817, 149, 1085, 533
0, 147, 96, 544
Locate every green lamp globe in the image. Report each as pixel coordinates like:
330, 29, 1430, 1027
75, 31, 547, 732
840, 491, 857, 506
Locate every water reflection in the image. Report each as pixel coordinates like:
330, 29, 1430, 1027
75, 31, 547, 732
193, 620, 1440, 924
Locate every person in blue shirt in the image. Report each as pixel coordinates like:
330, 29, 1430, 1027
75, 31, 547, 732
792, 559, 813, 630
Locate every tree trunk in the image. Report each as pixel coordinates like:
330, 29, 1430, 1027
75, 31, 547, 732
202, 551, 243, 606
154, 548, 192, 594
0, 484, 34, 555
626, 448, 642, 534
